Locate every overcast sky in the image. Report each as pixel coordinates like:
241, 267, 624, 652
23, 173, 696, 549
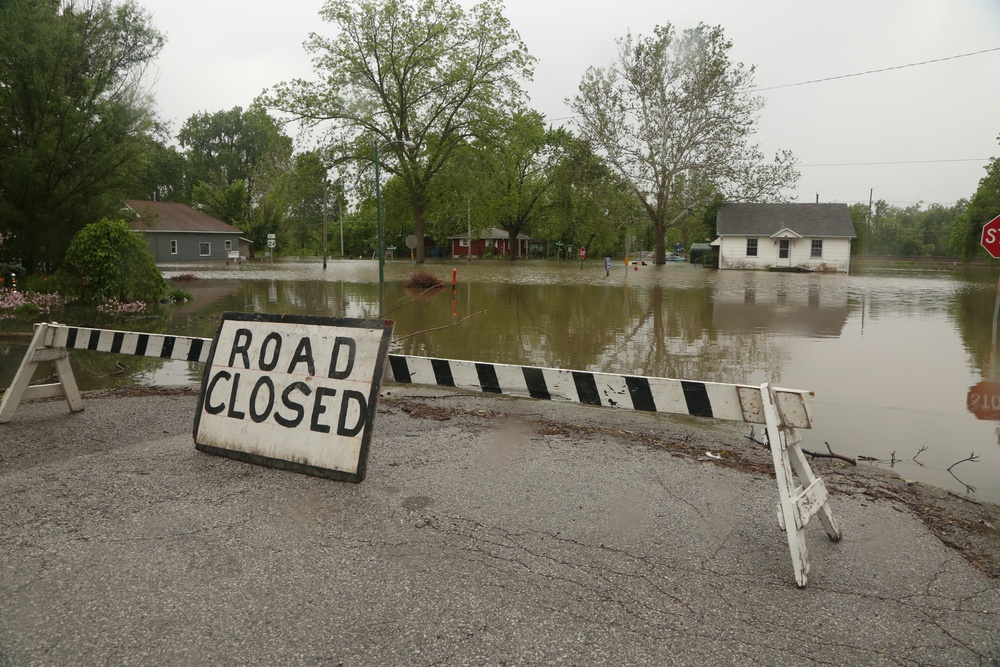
144, 0, 1000, 208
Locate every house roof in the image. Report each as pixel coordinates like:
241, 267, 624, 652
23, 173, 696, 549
716, 203, 856, 239
448, 227, 532, 241
124, 200, 244, 235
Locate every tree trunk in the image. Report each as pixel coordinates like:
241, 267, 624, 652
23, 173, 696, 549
654, 220, 667, 265
412, 196, 426, 263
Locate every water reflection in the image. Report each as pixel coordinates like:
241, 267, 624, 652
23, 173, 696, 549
2, 259, 1000, 504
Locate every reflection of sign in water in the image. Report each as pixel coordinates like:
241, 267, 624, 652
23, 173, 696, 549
966, 380, 1000, 420
194, 313, 394, 482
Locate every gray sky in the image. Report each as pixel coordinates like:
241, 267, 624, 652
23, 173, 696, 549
145, 0, 1000, 208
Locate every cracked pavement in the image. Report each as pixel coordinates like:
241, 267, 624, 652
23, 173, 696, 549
1, 388, 998, 666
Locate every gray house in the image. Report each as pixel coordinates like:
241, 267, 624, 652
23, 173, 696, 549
125, 200, 249, 263
714, 203, 857, 272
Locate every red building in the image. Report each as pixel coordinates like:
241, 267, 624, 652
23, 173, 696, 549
449, 228, 533, 258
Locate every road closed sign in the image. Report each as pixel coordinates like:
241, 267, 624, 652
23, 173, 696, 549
193, 312, 394, 482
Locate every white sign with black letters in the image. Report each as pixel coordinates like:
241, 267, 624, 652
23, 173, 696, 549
193, 313, 394, 482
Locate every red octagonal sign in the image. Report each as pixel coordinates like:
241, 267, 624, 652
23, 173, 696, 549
981, 214, 1000, 258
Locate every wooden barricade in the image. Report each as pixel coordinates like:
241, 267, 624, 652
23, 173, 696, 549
1, 322, 841, 587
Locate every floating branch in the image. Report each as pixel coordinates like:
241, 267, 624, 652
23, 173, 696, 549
947, 452, 979, 472
391, 310, 488, 343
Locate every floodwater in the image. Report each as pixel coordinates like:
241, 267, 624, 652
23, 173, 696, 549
3, 258, 1000, 504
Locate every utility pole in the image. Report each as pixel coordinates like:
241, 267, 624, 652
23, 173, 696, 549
339, 188, 345, 259
322, 175, 329, 270
867, 188, 873, 256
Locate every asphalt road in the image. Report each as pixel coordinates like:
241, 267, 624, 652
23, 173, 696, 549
1, 387, 998, 666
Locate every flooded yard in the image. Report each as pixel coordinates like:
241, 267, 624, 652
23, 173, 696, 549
3, 257, 999, 504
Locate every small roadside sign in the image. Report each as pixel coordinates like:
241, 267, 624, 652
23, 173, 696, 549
193, 313, 394, 482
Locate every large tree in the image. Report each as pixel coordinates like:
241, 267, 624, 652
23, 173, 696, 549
0, 0, 164, 273
545, 133, 645, 258
952, 139, 1000, 261
266, 0, 534, 263
469, 110, 556, 259
569, 23, 798, 265
177, 105, 293, 253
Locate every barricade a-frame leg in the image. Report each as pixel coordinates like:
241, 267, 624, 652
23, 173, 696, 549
760, 383, 842, 588
0, 322, 83, 423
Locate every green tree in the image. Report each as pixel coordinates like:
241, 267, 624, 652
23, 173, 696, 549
569, 23, 798, 265
0, 0, 164, 273
953, 144, 1000, 261
266, 0, 535, 263
469, 111, 556, 259
282, 151, 336, 256
545, 134, 643, 258
129, 130, 190, 202
59, 217, 166, 303
177, 105, 293, 253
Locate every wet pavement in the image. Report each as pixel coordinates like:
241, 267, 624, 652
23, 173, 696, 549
1, 387, 998, 666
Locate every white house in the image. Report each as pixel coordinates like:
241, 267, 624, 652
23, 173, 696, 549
713, 203, 856, 272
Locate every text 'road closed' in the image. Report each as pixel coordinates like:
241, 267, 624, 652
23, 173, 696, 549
194, 314, 394, 482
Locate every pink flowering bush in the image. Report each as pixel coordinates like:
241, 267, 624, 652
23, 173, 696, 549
96, 299, 148, 315
0, 290, 72, 319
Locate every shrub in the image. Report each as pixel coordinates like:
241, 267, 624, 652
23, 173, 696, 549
166, 288, 193, 303
58, 218, 167, 303
97, 299, 148, 315
0, 290, 72, 320
403, 272, 445, 289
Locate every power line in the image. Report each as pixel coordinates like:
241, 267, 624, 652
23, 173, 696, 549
800, 158, 990, 167
752, 46, 1000, 92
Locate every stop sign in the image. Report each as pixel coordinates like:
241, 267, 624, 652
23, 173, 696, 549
980, 214, 1000, 258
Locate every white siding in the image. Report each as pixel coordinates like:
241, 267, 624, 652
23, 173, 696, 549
719, 236, 852, 272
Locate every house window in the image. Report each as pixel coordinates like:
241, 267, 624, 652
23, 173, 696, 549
811, 240, 823, 258
225, 239, 232, 252
199, 242, 211, 257
746, 238, 758, 257
170, 240, 178, 255
459, 239, 469, 247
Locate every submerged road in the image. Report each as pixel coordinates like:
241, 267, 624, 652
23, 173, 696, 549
1, 387, 998, 665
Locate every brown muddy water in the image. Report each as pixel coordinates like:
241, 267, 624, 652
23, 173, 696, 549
2, 257, 999, 504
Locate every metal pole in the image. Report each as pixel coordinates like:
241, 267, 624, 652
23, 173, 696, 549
339, 190, 344, 259
322, 176, 329, 270
375, 144, 384, 286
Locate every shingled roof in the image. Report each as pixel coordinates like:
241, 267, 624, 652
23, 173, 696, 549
124, 200, 244, 234
716, 203, 856, 238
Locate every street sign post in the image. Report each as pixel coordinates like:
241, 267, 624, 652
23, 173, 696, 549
980, 214, 1000, 258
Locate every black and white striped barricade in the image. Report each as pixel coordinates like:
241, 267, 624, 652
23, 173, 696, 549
1, 323, 841, 587
385, 354, 842, 588
0, 322, 211, 423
